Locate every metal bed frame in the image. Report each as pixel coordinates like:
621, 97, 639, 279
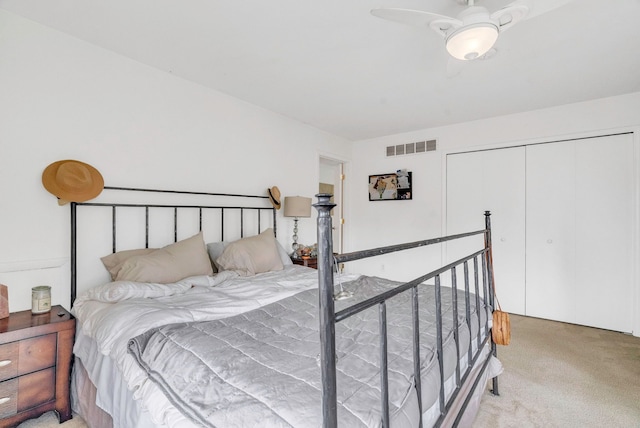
69, 187, 498, 428
314, 193, 498, 428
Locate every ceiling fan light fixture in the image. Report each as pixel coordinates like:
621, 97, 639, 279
446, 23, 499, 60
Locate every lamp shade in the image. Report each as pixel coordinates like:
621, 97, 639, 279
446, 23, 498, 61
284, 196, 312, 218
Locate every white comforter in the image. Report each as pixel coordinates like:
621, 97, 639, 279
73, 265, 360, 428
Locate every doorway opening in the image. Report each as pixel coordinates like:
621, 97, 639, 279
319, 156, 346, 256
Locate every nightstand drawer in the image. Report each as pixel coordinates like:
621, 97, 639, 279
0, 368, 56, 418
0, 379, 17, 418
0, 334, 56, 382
0, 344, 18, 382
17, 368, 56, 412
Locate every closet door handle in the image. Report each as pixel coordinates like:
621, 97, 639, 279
546, 239, 553, 244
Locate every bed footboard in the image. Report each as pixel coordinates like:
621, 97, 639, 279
314, 193, 498, 428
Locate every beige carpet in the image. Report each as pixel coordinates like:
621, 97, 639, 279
474, 314, 640, 428
16, 412, 87, 428
16, 315, 640, 427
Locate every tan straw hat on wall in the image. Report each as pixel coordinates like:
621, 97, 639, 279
268, 186, 281, 210
42, 160, 104, 205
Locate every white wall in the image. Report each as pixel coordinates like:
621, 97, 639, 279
0, 10, 351, 311
350, 92, 640, 334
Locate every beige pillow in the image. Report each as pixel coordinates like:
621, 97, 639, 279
115, 232, 213, 283
101, 248, 157, 280
216, 228, 283, 276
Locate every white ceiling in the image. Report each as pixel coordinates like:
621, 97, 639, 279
2, 0, 640, 141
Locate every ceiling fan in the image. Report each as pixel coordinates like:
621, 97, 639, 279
371, 0, 574, 61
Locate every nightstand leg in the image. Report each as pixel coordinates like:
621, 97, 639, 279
55, 328, 74, 422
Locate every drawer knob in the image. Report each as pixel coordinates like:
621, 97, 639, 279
0, 397, 10, 405
0, 360, 12, 367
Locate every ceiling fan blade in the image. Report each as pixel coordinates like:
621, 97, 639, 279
490, 4, 529, 32
506, 0, 575, 21
371, 8, 457, 28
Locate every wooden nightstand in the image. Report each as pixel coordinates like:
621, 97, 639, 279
291, 257, 318, 269
0, 305, 75, 427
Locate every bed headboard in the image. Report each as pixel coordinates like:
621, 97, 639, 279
70, 186, 276, 306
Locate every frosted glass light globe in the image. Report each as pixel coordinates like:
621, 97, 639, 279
446, 24, 499, 60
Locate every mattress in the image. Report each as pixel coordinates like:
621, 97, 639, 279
72, 265, 497, 427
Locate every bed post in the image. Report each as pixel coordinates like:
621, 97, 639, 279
314, 194, 338, 428
484, 210, 500, 396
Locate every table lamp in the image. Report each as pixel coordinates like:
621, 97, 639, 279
284, 196, 311, 254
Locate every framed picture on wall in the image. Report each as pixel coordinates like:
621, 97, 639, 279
368, 170, 412, 201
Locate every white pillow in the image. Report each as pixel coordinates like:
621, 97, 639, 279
206, 241, 229, 272
77, 278, 199, 304
215, 228, 284, 276
275, 239, 293, 266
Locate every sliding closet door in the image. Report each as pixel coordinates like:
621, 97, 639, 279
526, 134, 634, 332
573, 134, 634, 331
525, 141, 576, 323
446, 147, 526, 315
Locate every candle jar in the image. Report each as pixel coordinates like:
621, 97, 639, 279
31, 286, 52, 314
